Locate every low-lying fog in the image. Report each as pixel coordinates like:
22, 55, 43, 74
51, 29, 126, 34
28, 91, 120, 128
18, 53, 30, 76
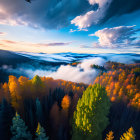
0, 51, 140, 84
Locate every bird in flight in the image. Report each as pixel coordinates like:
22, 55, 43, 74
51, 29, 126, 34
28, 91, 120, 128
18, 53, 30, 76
26, 0, 31, 3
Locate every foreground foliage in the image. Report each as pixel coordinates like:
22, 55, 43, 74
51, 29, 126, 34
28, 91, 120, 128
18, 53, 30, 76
36, 123, 49, 140
72, 84, 110, 140
11, 112, 32, 140
120, 127, 135, 140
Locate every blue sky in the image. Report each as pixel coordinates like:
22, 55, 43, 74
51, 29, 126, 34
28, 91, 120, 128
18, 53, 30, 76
0, 0, 140, 53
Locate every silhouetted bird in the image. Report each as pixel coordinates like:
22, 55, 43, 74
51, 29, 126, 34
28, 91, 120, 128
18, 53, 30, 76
26, 0, 31, 3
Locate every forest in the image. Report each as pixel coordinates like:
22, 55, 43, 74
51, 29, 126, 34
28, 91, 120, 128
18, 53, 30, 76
0, 61, 139, 140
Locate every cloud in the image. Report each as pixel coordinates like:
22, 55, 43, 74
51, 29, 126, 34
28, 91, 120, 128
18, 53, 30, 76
0, 32, 6, 36
31, 42, 72, 47
70, 28, 88, 33
0, 0, 139, 29
71, 0, 113, 29
88, 34, 94, 36
92, 25, 140, 48
48, 57, 106, 84
2, 40, 17, 44
0, 51, 139, 84
0, 57, 106, 84
71, 0, 140, 29
0, 0, 90, 29
0, 39, 71, 47
103, 0, 140, 23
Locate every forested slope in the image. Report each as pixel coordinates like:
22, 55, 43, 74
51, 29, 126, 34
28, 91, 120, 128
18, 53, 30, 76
0, 61, 139, 140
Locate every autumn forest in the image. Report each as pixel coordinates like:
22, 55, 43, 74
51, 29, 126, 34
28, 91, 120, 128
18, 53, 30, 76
0, 61, 139, 140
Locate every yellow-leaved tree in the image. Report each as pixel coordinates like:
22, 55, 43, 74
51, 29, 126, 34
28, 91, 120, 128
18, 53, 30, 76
120, 127, 135, 140
105, 131, 114, 140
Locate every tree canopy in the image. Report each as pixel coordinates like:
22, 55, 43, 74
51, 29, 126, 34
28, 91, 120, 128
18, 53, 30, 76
120, 127, 135, 140
72, 84, 110, 140
11, 112, 32, 140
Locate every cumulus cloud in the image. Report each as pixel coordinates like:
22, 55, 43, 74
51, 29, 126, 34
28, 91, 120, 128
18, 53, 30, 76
92, 25, 140, 48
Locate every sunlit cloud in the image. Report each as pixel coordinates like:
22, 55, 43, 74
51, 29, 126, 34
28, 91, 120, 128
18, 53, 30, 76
91, 25, 140, 48
71, 0, 112, 29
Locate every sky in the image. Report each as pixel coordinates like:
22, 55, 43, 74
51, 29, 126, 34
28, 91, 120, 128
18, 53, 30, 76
0, 0, 140, 54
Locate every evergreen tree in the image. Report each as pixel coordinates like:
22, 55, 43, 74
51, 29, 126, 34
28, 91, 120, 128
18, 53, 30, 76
36, 98, 43, 124
35, 123, 49, 140
72, 84, 110, 140
120, 127, 135, 140
0, 98, 14, 140
11, 112, 32, 140
105, 131, 114, 140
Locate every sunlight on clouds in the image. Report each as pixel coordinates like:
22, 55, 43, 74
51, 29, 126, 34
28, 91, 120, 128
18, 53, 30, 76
71, 0, 112, 29
93, 25, 140, 48
0, 40, 72, 53
0, 6, 28, 26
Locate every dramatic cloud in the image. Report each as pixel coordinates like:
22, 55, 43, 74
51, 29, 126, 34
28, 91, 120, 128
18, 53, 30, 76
0, 0, 139, 29
71, 0, 112, 29
93, 26, 140, 48
0, 0, 90, 29
71, 0, 140, 29
103, 0, 140, 23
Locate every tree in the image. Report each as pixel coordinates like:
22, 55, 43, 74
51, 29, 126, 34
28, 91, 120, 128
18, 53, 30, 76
2, 83, 10, 102
50, 102, 60, 131
72, 84, 110, 140
32, 75, 44, 96
120, 127, 135, 140
11, 112, 32, 140
0, 99, 14, 140
32, 75, 42, 87
8, 75, 21, 110
105, 131, 114, 140
61, 95, 71, 111
36, 98, 43, 124
35, 123, 49, 140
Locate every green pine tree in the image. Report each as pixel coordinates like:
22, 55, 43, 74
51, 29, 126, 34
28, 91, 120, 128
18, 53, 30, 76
36, 98, 43, 124
120, 127, 135, 140
11, 112, 32, 140
36, 123, 49, 140
72, 84, 111, 140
